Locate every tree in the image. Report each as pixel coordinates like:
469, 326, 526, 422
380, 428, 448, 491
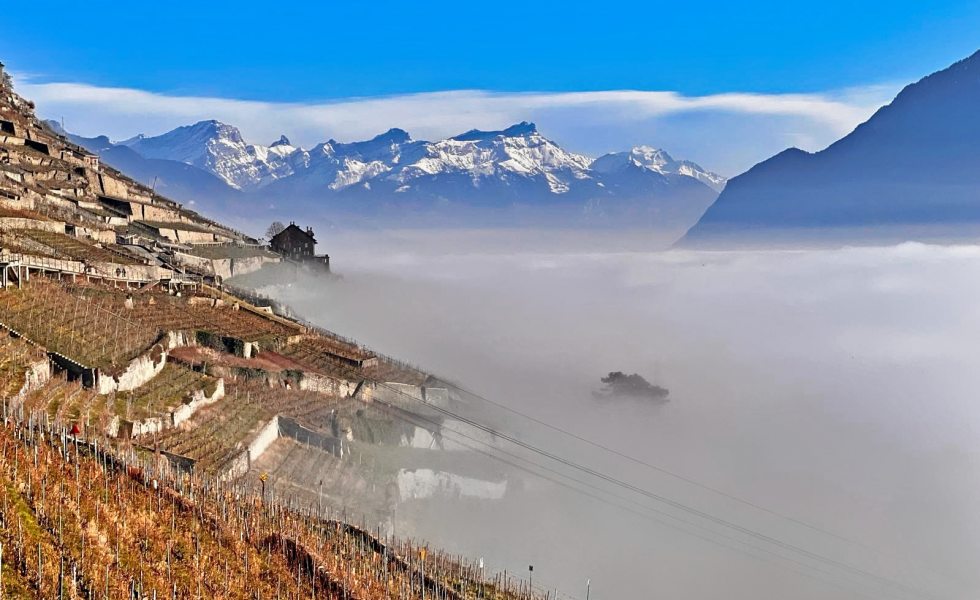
594, 371, 669, 402
1, 71, 13, 91
265, 221, 285, 239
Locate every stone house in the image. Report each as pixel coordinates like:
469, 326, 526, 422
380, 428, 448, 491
270, 223, 317, 260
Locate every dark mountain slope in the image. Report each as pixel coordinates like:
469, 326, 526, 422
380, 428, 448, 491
680, 49, 980, 246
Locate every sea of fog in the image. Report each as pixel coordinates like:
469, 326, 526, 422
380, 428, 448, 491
253, 230, 980, 600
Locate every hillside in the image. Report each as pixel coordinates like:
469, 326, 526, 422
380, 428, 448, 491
0, 63, 541, 598
78, 119, 724, 229
679, 48, 980, 246
0, 420, 537, 600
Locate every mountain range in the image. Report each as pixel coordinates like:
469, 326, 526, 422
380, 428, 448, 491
679, 48, 980, 246
55, 120, 726, 230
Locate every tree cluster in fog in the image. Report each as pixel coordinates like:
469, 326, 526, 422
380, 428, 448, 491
594, 372, 669, 401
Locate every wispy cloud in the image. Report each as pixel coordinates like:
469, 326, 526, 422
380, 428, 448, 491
14, 74, 900, 176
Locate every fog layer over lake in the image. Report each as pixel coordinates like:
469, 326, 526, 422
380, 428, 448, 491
256, 231, 980, 600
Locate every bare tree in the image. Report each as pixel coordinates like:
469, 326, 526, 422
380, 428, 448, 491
265, 221, 285, 239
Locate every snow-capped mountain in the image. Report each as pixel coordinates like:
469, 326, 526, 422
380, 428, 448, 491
82, 119, 726, 229
117, 120, 308, 190
592, 146, 727, 192
117, 120, 725, 200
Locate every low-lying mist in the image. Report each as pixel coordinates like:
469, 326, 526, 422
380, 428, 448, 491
247, 230, 980, 600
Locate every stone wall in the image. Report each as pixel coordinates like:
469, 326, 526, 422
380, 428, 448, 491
221, 415, 281, 480
155, 227, 215, 244
369, 382, 451, 420
171, 377, 225, 427
8, 357, 51, 410
142, 204, 183, 223
0, 217, 65, 233
171, 251, 213, 274
98, 173, 130, 199
298, 372, 360, 397
75, 227, 115, 244
97, 342, 167, 395
88, 262, 169, 282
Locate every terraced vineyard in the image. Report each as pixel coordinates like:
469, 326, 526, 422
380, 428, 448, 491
0, 422, 548, 600
153, 392, 278, 472
153, 380, 348, 473
112, 361, 218, 421
0, 281, 158, 367
67, 284, 298, 345
280, 335, 425, 384
12, 228, 143, 264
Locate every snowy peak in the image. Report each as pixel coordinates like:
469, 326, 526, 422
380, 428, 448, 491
592, 146, 726, 192
452, 121, 538, 142
374, 128, 411, 145
117, 120, 306, 190
117, 119, 723, 197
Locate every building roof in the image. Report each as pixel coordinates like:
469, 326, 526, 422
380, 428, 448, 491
271, 223, 316, 245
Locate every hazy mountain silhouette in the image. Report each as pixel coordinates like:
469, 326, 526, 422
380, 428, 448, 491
680, 49, 980, 246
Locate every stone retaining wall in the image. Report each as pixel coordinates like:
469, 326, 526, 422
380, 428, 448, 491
97, 342, 167, 395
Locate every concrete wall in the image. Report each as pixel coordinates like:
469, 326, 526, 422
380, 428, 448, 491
97, 343, 167, 395
221, 415, 281, 480
278, 415, 342, 455
369, 382, 451, 419
396, 469, 507, 502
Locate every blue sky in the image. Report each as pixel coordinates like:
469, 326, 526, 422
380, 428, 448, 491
2, 0, 979, 174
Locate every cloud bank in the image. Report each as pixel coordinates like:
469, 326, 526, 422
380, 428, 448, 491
15, 75, 899, 176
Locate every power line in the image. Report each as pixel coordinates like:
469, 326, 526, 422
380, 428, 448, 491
366, 391, 927, 600
435, 378, 965, 585
364, 379, 946, 600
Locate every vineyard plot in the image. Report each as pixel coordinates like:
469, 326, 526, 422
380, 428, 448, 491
0, 281, 158, 367
11, 228, 143, 264
112, 361, 218, 422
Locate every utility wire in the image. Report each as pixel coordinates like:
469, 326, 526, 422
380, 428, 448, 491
362, 378, 946, 600
433, 378, 965, 586
366, 392, 928, 600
